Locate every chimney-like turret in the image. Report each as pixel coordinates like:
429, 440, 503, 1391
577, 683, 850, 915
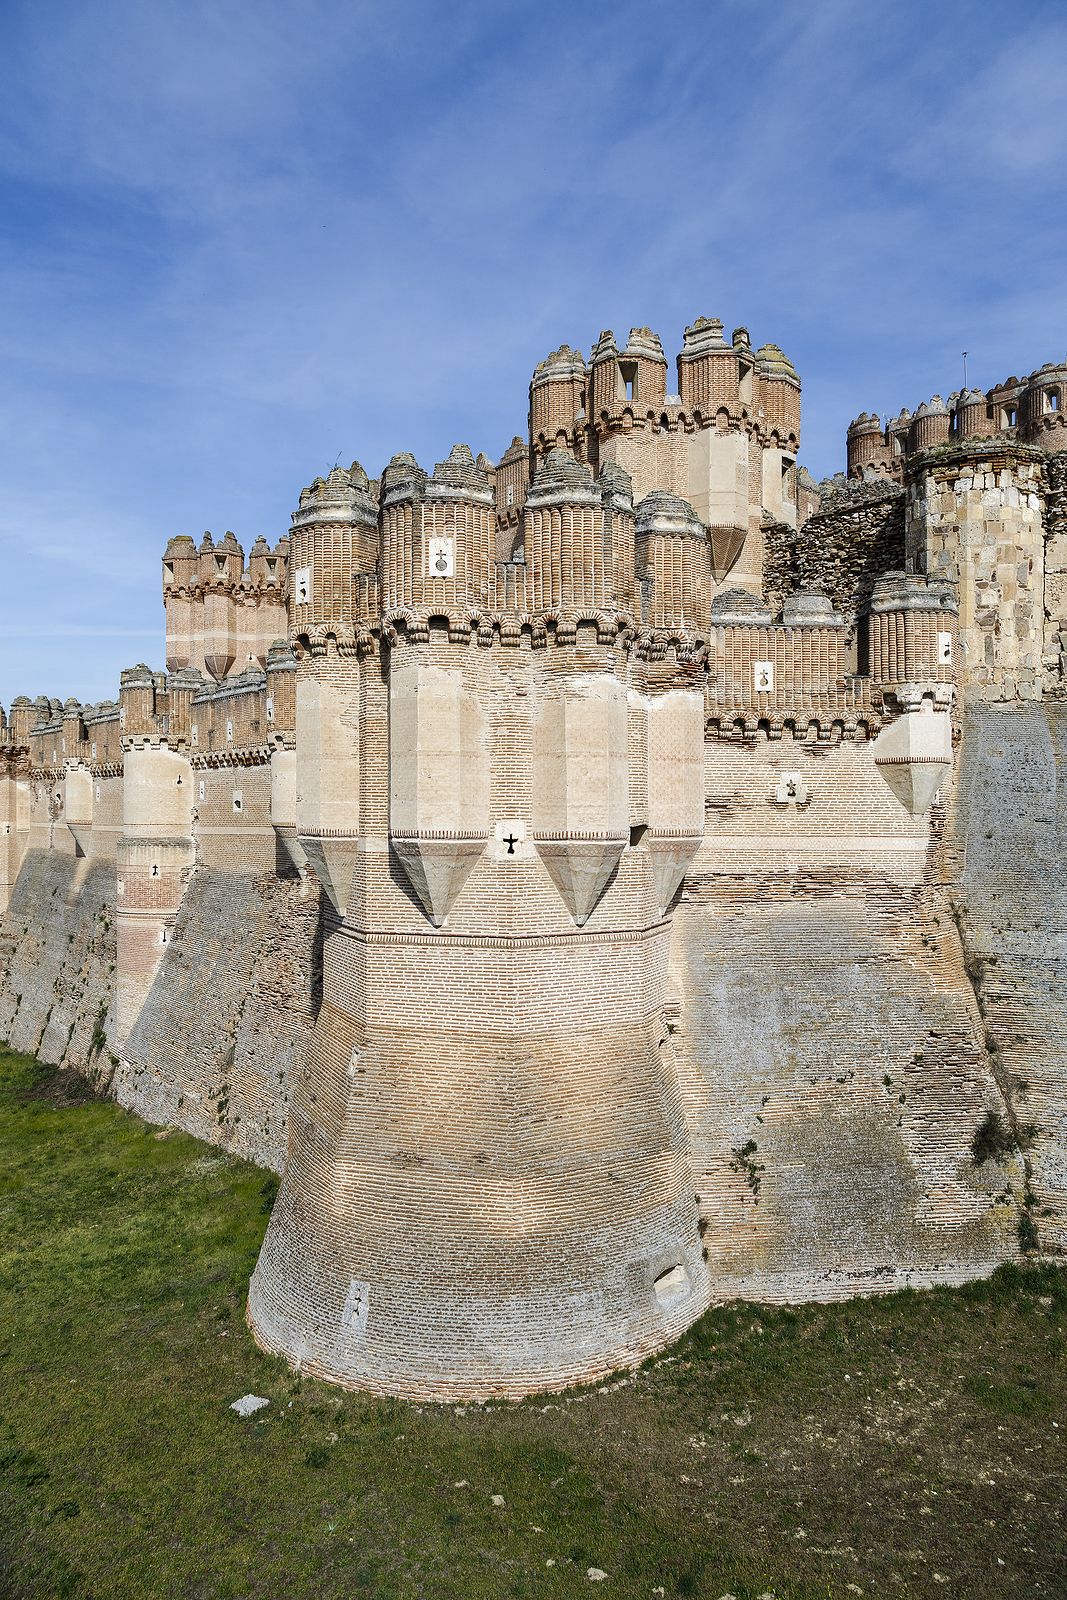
846, 413, 889, 478
530, 345, 587, 454
908, 397, 951, 453
634, 491, 709, 635
676, 316, 734, 414
290, 463, 379, 629
163, 535, 200, 673
588, 329, 623, 418
619, 327, 668, 411
200, 531, 243, 680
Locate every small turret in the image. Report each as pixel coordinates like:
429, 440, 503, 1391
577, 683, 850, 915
619, 327, 668, 411
61, 698, 84, 759
119, 664, 164, 738
952, 388, 990, 441
290, 462, 379, 628
421, 444, 495, 614
530, 345, 587, 451
676, 316, 733, 413
495, 435, 530, 533
8, 697, 33, 743
163, 534, 200, 673
633, 491, 709, 635
846, 413, 889, 478
246, 536, 274, 587
908, 397, 951, 453
163, 535, 198, 590
378, 453, 427, 618
755, 343, 801, 443
1021, 363, 1067, 449
523, 449, 610, 625
199, 532, 244, 681
588, 330, 623, 417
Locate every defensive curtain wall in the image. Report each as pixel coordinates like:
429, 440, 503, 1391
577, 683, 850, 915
2, 319, 1066, 1400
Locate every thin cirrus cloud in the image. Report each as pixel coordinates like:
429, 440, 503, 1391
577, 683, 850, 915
0, 0, 1064, 703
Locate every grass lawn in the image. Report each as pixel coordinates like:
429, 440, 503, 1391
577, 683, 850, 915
0, 1047, 1064, 1600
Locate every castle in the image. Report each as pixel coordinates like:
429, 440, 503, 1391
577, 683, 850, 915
2, 319, 1066, 1401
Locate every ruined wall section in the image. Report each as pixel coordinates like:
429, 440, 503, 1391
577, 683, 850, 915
114, 868, 321, 1173
763, 478, 905, 620
0, 851, 117, 1076
949, 703, 1067, 1255
667, 734, 1023, 1302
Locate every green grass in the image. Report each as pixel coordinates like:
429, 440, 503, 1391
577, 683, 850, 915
0, 1047, 1065, 1600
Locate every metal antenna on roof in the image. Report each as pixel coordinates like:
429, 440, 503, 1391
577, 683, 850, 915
962, 351, 969, 390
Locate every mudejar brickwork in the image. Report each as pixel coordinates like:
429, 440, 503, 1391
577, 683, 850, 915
3, 319, 1067, 1399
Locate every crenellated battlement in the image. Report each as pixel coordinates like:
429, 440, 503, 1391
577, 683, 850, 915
164, 528, 289, 681
846, 358, 1067, 482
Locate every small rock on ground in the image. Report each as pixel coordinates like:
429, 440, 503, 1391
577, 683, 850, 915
230, 1394, 269, 1417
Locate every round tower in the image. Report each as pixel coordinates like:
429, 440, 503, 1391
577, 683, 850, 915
1021, 363, 1067, 451
952, 388, 990, 442
908, 397, 951, 454
634, 491, 710, 637
675, 316, 735, 414
529, 345, 587, 456
248, 442, 711, 1400
846, 413, 887, 477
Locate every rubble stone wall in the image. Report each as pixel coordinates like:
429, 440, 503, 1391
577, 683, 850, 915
112, 866, 323, 1173
667, 737, 1023, 1301
950, 702, 1067, 1253
764, 480, 905, 618
0, 851, 117, 1073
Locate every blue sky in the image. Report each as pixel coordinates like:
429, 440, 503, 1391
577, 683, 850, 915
1, 0, 1065, 704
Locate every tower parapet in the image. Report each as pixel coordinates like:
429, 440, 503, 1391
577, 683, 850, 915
908, 396, 951, 454
633, 490, 709, 642
290, 462, 378, 630
530, 345, 587, 455
846, 413, 893, 480
842, 356, 1067, 486
165, 529, 289, 680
